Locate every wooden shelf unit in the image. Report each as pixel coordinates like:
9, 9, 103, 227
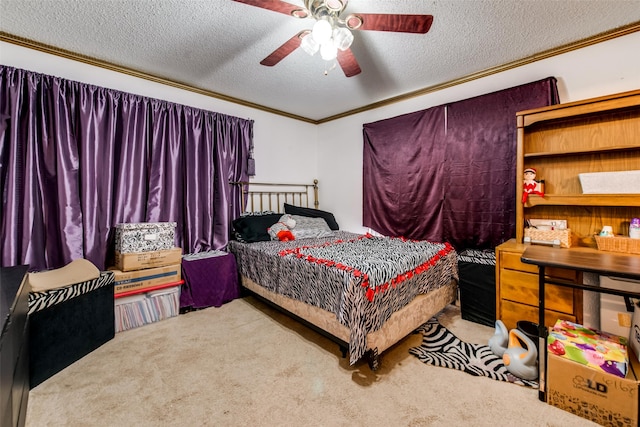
516, 89, 640, 245
524, 193, 640, 207
497, 89, 640, 330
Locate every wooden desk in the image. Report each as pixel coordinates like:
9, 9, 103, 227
520, 245, 640, 401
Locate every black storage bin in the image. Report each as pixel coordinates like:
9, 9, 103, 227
29, 272, 115, 388
457, 249, 496, 327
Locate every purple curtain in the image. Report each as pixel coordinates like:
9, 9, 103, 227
363, 77, 559, 249
443, 78, 560, 249
0, 66, 253, 271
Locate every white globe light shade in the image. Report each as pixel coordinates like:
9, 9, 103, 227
300, 34, 319, 56
320, 42, 338, 61
332, 27, 353, 51
312, 19, 332, 44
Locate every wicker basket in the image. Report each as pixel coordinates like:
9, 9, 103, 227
594, 235, 640, 254
524, 228, 572, 248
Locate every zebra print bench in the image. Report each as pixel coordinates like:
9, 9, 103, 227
28, 270, 115, 388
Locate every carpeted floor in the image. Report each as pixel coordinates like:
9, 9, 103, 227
25, 297, 597, 426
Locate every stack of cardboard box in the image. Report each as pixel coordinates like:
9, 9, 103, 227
110, 222, 183, 332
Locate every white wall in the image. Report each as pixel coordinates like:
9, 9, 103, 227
317, 31, 640, 233
2, 31, 640, 234
0, 41, 319, 186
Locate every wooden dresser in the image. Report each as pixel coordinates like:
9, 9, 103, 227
496, 89, 640, 330
1, 265, 30, 427
496, 239, 581, 330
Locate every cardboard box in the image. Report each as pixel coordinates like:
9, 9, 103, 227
114, 247, 182, 271
548, 319, 628, 378
547, 346, 640, 427
600, 295, 634, 340
114, 222, 176, 253
631, 302, 640, 363
111, 264, 181, 294
599, 276, 640, 340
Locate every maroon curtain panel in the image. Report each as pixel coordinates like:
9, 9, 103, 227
363, 77, 559, 249
0, 66, 253, 271
443, 78, 559, 249
363, 106, 447, 241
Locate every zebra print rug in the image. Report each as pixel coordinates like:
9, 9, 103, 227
410, 318, 538, 388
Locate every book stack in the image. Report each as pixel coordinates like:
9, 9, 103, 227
109, 222, 183, 332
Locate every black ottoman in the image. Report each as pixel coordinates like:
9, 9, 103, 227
28, 271, 115, 388
457, 249, 496, 327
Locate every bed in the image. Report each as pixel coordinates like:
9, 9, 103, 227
228, 180, 458, 369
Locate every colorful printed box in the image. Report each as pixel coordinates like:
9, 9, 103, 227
547, 319, 628, 378
114, 222, 176, 253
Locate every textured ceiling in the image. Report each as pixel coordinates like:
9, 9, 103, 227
1, 1, 639, 122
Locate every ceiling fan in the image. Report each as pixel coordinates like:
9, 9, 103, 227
233, 0, 433, 77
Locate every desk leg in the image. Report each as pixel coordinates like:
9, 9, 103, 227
538, 266, 547, 402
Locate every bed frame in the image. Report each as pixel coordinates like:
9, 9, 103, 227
231, 179, 319, 213
229, 180, 457, 369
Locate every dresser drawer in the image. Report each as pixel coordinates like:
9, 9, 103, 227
500, 250, 578, 281
501, 251, 538, 273
500, 268, 575, 313
500, 300, 577, 331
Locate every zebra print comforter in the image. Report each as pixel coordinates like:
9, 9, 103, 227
229, 231, 458, 364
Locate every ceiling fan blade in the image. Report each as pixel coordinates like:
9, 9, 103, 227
260, 31, 307, 66
232, 0, 309, 18
346, 14, 434, 34
337, 48, 361, 77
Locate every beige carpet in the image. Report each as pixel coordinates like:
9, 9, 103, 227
26, 297, 596, 426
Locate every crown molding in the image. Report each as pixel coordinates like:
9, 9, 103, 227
316, 21, 640, 123
2, 21, 639, 125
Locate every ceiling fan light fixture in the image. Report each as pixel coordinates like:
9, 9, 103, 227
332, 27, 353, 51
344, 14, 363, 30
311, 18, 333, 44
324, 0, 346, 12
320, 42, 338, 61
300, 33, 320, 56
291, 8, 309, 19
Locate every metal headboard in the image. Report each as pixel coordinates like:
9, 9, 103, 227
230, 180, 319, 213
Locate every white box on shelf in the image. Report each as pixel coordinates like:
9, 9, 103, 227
579, 170, 640, 194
